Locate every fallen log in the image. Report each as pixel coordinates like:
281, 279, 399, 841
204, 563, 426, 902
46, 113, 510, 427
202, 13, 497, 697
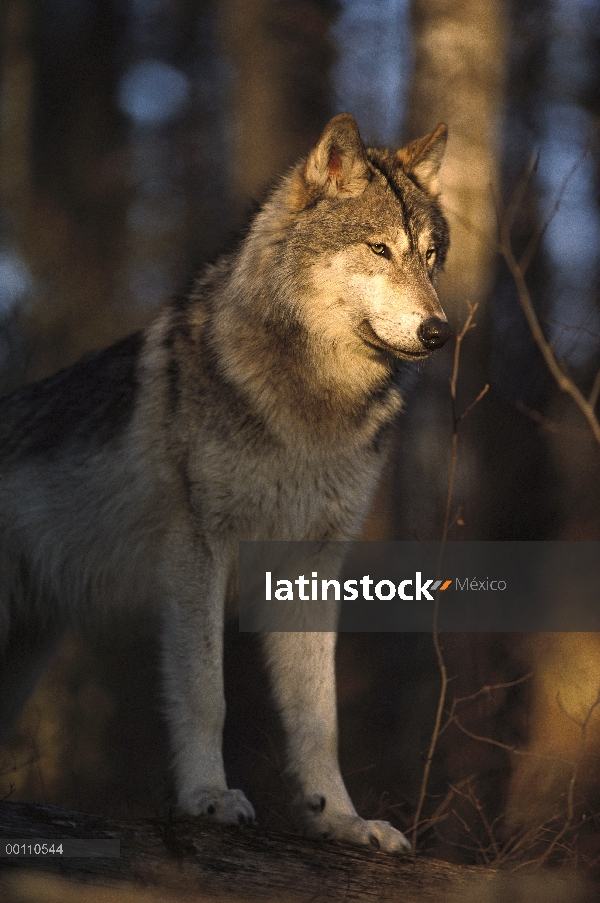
0, 800, 595, 903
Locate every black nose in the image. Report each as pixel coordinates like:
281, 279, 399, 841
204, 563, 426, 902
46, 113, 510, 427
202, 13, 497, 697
418, 317, 452, 350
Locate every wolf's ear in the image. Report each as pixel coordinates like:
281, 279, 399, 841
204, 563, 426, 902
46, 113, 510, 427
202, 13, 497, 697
290, 114, 371, 209
395, 124, 447, 197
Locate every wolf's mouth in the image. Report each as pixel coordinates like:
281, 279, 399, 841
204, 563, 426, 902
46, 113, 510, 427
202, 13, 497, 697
356, 319, 429, 359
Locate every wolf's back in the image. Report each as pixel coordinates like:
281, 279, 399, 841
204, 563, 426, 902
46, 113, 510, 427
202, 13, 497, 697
0, 332, 145, 467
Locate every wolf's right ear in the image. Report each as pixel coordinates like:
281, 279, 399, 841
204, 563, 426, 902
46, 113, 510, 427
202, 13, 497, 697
395, 124, 448, 197
289, 114, 371, 210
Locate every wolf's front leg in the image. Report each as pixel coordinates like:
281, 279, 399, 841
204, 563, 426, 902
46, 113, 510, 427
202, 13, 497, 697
160, 539, 255, 825
262, 631, 410, 853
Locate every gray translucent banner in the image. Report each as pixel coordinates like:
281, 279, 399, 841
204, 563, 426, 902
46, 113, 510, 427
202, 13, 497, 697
238, 541, 600, 632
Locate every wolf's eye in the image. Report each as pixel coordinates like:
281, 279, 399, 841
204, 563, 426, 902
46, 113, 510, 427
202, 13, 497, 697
426, 247, 436, 266
369, 243, 390, 259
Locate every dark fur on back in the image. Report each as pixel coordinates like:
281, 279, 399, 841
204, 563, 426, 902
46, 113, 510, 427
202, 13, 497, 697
0, 332, 144, 464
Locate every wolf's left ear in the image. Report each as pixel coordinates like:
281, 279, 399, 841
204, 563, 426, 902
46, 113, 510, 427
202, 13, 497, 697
290, 113, 371, 209
395, 124, 448, 197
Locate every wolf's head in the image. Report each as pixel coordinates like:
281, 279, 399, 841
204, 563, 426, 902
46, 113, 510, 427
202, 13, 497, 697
273, 113, 451, 367
218, 114, 451, 426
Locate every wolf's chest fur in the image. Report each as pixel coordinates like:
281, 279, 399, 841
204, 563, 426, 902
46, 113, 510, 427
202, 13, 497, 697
188, 426, 387, 542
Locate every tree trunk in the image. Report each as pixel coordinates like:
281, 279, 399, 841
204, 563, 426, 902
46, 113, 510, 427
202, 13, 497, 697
406, 0, 506, 309
219, 0, 337, 207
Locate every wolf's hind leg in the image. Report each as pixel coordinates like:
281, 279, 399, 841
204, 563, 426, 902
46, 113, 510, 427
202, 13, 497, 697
160, 536, 255, 826
263, 631, 411, 854
0, 621, 64, 745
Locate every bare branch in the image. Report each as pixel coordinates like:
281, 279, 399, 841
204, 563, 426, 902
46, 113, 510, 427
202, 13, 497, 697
444, 673, 533, 717
442, 302, 489, 542
501, 152, 539, 241
499, 236, 600, 446
412, 302, 487, 849
498, 153, 600, 447
589, 367, 600, 410
450, 301, 479, 409
518, 143, 590, 275
515, 401, 561, 433
411, 588, 448, 849
541, 316, 600, 344
449, 715, 581, 766
458, 383, 490, 422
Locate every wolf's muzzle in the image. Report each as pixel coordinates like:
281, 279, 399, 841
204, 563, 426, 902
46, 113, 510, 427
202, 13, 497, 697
418, 317, 452, 351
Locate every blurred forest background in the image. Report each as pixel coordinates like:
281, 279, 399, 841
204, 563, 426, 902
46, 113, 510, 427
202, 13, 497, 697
2, 0, 600, 870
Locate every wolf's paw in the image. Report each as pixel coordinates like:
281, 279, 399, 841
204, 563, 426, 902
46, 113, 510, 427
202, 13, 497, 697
180, 788, 256, 825
298, 794, 411, 854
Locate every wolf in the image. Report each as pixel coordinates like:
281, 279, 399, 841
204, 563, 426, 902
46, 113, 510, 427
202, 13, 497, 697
0, 114, 450, 853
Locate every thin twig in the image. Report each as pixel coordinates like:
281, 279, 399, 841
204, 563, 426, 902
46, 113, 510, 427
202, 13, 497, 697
438, 673, 533, 738
411, 584, 448, 849
498, 155, 600, 447
515, 401, 561, 433
449, 713, 600, 765
501, 242, 600, 446
541, 315, 600, 344
519, 143, 590, 275
502, 152, 539, 240
589, 366, 600, 411
441, 301, 486, 542
458, 383, 490, 423
411, 302, 488, 850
